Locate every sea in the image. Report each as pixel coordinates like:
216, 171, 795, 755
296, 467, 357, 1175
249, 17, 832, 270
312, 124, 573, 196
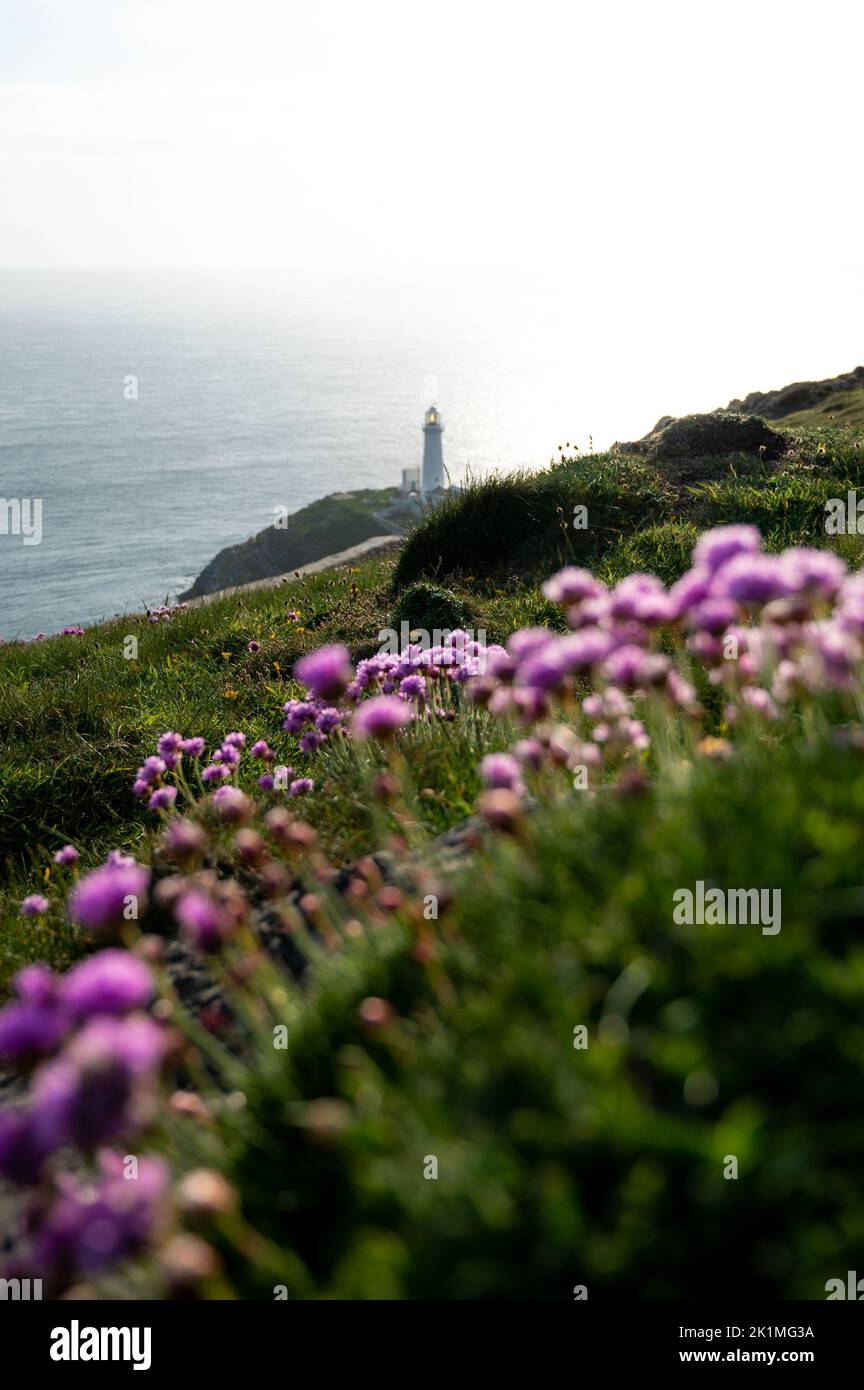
0, 267, 684, 639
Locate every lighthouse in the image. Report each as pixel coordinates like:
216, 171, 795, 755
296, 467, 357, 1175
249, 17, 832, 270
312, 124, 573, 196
421, 405, 445, 493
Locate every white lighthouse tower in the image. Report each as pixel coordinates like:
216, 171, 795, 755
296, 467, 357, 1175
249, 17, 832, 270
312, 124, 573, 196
421, 404, 445, 494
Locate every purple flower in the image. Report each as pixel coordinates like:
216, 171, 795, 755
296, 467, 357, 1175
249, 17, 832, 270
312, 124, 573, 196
686, 597, 737, 634
485, 647, 516, 680
584, 686, 633, 721
669, 566, 713, 617
511, 636, 569, 692
355, 657, 383, 689
510, 686, 549, 724
247, 640, 261, 653
20, 894, 50, 918
694, 524, 762, 574
31, 1046, 137, 1152
148, 786, 177, 811
666, 669, 700, 714
289, 778, 314, 796
62, 950, 153, 1019
689, 630, 724, 663
299, 730, 324, 754
569, 592, 612, 629
250, 739, 274, 760
0, 1002, 68, 1066
609, 574, 671, 625
257, 773, 275, 791
157, 732, 183, 759
315, 707, 343, 734
352, 695, 411, 741
399, 674, 427, 700
780, 547, 847, 600
180, 736, 206, 758
175, 890, 233, 953
282, 699, 317, 733
223, 731, 246, 749
27, 1062, 96, 1152
506, 628, 555, 662
601, 644, 651, 688
512, 738, 545, 770
32, 1153, 169, 1275
211, 786, 252, 822
69, 862, 150, 934
479, 753, 523, 791
737, 686, 779, 720
202, 763, 230, 782
0, 1109, 52, 1185
712, 553, 791, 605
162, 817, 207, 861
542, 567, 604, 606
295, 644, 354, 701
68, 1014, 165, 1075
558, 628, 614, 671
136, 756, 166, 786
14, 963, 60, 1007
808, 619, 859, 687
53, 845, 80, 867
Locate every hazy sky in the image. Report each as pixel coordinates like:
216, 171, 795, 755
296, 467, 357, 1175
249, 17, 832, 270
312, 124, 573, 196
1, 0, 863, 420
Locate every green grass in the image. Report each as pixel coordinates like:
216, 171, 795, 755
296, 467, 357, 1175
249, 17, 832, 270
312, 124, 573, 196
772, 386, 864, 430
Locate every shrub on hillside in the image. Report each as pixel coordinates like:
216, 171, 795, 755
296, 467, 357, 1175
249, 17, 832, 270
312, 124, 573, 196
390, 582, 473, 639
649, 412, 786, 461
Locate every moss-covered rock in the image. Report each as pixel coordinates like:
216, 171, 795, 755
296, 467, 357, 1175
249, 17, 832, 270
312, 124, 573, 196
649, 412, 786, 461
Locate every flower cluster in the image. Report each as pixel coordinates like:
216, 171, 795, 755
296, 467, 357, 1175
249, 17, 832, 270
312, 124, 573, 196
463, 527, 864, 801
284, 633, 499, 750
132, 726, 314, 807
0, 950, 171, 1284
146, 602, 189, 625
0, 944, 183, 1293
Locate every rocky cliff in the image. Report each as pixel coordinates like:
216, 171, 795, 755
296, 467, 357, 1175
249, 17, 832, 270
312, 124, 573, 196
722, 365, 864, 420
180, 487, 420, 600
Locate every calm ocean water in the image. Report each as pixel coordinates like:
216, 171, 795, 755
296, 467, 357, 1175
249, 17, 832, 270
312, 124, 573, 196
0, 269, 644, 638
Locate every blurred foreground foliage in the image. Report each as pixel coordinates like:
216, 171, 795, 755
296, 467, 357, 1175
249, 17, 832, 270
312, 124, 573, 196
181, 722, 864, 1299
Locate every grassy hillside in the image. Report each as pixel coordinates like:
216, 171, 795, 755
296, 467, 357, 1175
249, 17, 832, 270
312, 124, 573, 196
766, 386, 864, 430
4, 416, 864, 982
723, 364, 864, 427
4, 408, 864, 1300
394, 419, 864, 589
